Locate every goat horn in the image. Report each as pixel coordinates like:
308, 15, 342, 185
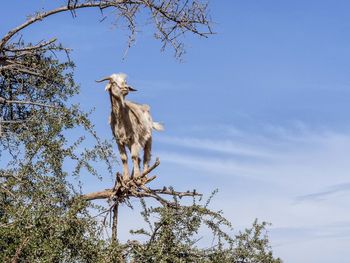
128, 86, 137, 92
95, 77, 111, 83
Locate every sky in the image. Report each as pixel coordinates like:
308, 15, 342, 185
2, 1, 350, 262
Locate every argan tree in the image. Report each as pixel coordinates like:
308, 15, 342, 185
0, 1, 282, 262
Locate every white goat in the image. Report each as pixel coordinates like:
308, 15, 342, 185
96, 73, 163, 179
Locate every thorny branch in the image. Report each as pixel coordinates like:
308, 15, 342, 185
82, 158, 202, 241
82, 158, 201, 204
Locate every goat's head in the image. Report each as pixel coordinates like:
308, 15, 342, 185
96, 73, 137, 100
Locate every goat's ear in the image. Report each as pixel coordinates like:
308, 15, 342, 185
105, 83, 111, 91
128, 86, 137, 92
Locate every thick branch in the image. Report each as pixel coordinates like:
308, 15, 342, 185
111, 203, 119, 242
82, 189, 113, 201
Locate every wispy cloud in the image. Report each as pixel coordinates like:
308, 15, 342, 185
153, 125, 350, 256
156, 136, 279, 159
271, 221, 350, 249
156, 128, 350, 189
296, 182, 350, 202
157, 151, 263, 179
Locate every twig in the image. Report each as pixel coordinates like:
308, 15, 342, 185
11, 236, 30, 263
4, 38, 57, 52
141, 157, 160, 178
0, 98, 58, 109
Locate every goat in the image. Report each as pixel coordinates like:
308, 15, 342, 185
96, 73, 163, 180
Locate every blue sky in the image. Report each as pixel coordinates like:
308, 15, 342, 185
2, 1, 350, 262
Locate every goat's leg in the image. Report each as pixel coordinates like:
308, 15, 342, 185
131, 144, 141, 179
143, 138, 152, 172
118, 143, 130, 180
130, 157, 141, 178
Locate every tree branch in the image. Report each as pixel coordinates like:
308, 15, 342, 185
0, 1, 127, 51
0, 98, 58, 109
11, 237, 30, 263
4, 38, 57, 52
82, 189, 114, 201
0, 0, 213, 57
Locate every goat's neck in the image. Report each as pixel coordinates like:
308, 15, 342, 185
109, 92, 127, 122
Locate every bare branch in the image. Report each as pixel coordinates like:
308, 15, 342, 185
0, 1, 128, 51
3, 38, 57, 52
111, 203, 119, 242
141, 157, 160, 177
0, 97, 58, 109
81, 189, 114, 201
81, 159, 201, 203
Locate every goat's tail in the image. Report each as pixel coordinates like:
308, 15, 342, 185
153, 122, 164, 131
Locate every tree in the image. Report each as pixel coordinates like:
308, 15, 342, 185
0, 1, 282, 262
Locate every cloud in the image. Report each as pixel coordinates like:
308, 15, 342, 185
156, 136, 279, 159
296, 182, 350, 202
157, 151, 263, 179
153, 126, 350, 253
156, 128, 350, 188
271, 221, 350, 241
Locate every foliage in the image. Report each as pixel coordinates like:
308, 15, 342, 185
123, 197, 282, 263
0, 39, 115, 262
